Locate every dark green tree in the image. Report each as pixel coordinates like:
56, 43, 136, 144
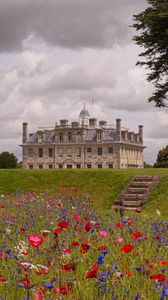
154, 145, 168, 167
0, 152, 18, 169
133, 0, 168, 107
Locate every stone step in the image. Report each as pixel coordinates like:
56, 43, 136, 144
133, 176, 154, 181
122, 200, 141, 207
124, 194, 146, 199
127, 187, 148, 194
130, 182, 151, 188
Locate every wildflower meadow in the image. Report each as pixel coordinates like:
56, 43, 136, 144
0, 186, 168, 300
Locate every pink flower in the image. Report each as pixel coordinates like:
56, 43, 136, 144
98, 231, 108, 237
116, 237, 124, 243
0, 252, 5, 259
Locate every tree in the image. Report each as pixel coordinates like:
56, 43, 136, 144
133, 0, 168, 107
154, 145, 168, 167
0, 152, 18, 169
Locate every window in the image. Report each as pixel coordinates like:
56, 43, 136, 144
97, 131, 102, 141
98, 164, 102, 168
76, 164, 81, 169
108, 164, 113, 168
58, 164, 63, 169
29, 164, 33, 169
87, 147, 92, 156
49, 148, 53, 158
98, 147, 102, 156
59, 132, 63, 142
67, 164, 72, 169
28, 148, 33, 158
68, 132, 72, 141
49, 165, 53, 169
109, 147, 113, 154
87, 164, 92, 169
39, 148, 43, 158
58, 148, 63, 157
76, 147, 81, 157
67, 148, 72, 157
39, 164, 43, 169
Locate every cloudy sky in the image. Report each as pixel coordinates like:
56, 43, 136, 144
0, 0, 167, 164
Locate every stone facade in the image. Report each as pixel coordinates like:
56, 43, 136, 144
21, 107, 145, 169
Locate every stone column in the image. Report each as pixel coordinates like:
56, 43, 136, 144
116, 119, 121, 141
138, 125, 143, 144
22, 123, 28, 143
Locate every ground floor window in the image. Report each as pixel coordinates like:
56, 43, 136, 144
98, 164, 102, 168
58, 164, 63, 169
76, 164, 81, 169
29, 164, 33, 169
67, 164, 72, 169
108, 164, 113, 168
39, 164, 43, 169
49, 164, 53, 169
87, 164, 92, 169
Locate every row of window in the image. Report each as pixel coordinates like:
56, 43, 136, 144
29, 163, 114, 169
28, 147, 113, 158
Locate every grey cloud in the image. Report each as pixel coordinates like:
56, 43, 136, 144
0, 0, 146, 51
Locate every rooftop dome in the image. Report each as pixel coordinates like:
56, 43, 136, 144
79, 106, 90, 117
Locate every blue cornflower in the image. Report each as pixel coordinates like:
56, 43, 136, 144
97, 256, 105, 265
42, 281, 54, 289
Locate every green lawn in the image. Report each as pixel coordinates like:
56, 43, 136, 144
0, 168, 168, 217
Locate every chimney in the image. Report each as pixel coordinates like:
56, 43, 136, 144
123, 130, 128, 140
22, 123, 28, 143
99, 120, 107, 128
130, 131, 134, 142
71, 121, 79, 128
89, 118, 97, 127
60, 119, 68, 127
138, 125, 143, 144
116, 119, 121, 141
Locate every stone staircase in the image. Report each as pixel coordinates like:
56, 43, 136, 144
112, 176, 160, 210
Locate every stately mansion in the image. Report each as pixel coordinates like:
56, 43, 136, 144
21, 107, 145, 169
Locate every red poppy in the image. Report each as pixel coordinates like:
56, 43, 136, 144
120, 244, 134, 254
68, 196, 73, 200
72, 241, 79, 246
20, 228, 26, 234
148, 260, 155, 269
54, 228, 62, 235
85, 222, 92, 232
80, 242, 91, 253
158, 260, 167, 265
57, 203, 62, 207
61, 264, 71, 272
72, 214, 80, 219
63, 248, 72, 256
34, 288, 45, 300
126, 271, 132, 277
135, 208, 141, 213
0, 205, 5, 209
116, 223, 124, 228
149, 273, 166, 282
86, 270, 97, 279
28, 235, 44, 248
131, 232, 142, 239
57, 221, 68, 229
98, 245, 107, 251
0, 275, 6, 282
127, 218, 132, 225
21, 277, 31, 288
86, 264, 99, 279
60, 284, 73, 295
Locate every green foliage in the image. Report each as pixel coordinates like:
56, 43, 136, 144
133, 0, 168, 107
144, 161, 153, 168
0, 152, 18, 169
154, 145, 168, 167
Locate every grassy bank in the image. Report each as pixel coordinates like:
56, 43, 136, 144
0, 168, 168, 217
